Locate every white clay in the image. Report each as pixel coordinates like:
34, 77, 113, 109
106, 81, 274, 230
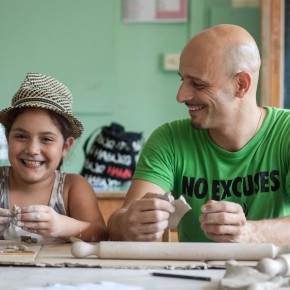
159, 192, 191, 229
256, 254, 290, 276
220, 260, 285, 290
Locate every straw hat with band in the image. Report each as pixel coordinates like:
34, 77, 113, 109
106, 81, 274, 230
0, 72, 83, 139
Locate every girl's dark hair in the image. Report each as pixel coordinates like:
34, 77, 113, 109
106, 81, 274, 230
4, 108, 74, 169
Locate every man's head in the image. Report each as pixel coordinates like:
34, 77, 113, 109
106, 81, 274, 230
177, 24, 261, 130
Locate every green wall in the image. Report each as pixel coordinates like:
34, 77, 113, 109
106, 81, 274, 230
0, 0, 260, 173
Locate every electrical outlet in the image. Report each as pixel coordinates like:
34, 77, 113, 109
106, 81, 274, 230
163, 53, 180, 71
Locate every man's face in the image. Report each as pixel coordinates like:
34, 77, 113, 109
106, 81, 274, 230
176, 42, 237, 130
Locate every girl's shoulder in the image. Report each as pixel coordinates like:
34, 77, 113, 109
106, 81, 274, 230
62, 172, 92, 190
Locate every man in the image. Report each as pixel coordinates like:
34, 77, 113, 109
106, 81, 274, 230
108, 24, 290, 246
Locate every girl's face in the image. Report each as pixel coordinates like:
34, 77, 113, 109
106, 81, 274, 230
7, 108, 74, 184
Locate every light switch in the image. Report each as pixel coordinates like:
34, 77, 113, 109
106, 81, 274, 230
163, 53, 180, 71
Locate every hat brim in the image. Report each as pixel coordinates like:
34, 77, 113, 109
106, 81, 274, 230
0, 103, 83, 139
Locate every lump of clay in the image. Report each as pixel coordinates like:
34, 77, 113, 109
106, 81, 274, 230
159, 192, 191, 229
219, 260, 285, 290
11, 204, 21, 217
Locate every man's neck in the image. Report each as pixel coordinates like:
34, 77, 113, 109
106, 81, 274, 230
208, 107, 265, 152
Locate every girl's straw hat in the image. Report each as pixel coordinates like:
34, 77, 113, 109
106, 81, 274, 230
0, 72, 83, 139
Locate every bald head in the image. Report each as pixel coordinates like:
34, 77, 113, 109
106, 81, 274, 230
181, 24, 261, 80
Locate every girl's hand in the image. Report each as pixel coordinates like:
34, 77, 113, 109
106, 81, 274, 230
12, 205, 63, 238
0, 208, 12, 231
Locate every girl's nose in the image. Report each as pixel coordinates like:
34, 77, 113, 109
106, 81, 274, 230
25, 140, 40, 155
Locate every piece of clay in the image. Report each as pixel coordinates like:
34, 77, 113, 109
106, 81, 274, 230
0, 244, 31, 254
219, 260, 285, 290
159, 192, 191, 229
256, 253, 290, 277
11, 204, 21, 217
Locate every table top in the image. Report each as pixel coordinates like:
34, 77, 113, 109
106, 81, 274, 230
0, 267, 224, 290
0, 241, 287, 290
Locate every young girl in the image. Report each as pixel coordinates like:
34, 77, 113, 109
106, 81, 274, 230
0, 72, 108, 242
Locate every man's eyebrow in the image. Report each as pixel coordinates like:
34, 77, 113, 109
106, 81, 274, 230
178, 73, 211, 85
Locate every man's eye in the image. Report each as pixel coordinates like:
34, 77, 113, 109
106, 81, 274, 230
192, 82, 205, 90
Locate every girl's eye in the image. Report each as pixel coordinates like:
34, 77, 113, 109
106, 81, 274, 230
42, 137, 54, 143
15, 134, 27, 141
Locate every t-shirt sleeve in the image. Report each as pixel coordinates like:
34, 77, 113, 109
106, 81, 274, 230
133, 124, 174, 192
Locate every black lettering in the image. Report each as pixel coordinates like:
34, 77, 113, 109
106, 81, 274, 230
194, 178, 208, 199
232, 177, 242, 197
243, 175, 254, 196
270, 170, 280, 191
260, 171, 269, 192
220, 180, 232, 199
254, 172, 260, 193
212, 180, 220, 200
182, 176, 195, 197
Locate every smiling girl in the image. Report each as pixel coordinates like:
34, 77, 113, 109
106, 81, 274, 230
0, 73, 108, 242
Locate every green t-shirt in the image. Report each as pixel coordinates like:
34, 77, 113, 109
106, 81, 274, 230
133, 106, 290, 242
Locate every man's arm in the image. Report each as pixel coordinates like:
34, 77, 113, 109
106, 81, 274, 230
199, 200, 290, 246
107, 179, 175, 241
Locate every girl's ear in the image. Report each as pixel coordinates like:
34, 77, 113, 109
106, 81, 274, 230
62, 137, 74, 158
235, 71, 251, 98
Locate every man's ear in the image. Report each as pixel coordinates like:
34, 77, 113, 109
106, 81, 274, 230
62, 137, 74, 158
235, 71, 251, 98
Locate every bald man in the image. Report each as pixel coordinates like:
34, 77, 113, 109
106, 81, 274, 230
108, 24, 290, 246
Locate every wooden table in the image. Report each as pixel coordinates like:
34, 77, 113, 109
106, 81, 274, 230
95, 190, 126, 224
0, 241, 278, 290
0, 240, 225, 290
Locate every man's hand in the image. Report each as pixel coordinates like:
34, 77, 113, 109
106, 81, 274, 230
121, 193, 175, 241
199, 200, 250, 243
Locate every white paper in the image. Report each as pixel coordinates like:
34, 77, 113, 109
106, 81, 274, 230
20, 281, 145, 290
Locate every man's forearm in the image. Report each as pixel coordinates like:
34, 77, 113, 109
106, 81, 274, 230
107, 208, 128, 241
247, 216, 290, 246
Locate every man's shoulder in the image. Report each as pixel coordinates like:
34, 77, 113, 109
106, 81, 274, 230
266, 106, 290, 123
266, 106, 290, 116
156, 118, 191, 132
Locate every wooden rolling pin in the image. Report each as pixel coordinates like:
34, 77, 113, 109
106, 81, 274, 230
71, 241, 290, 261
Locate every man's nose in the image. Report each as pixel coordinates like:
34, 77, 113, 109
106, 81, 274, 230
176, 83, 193, 103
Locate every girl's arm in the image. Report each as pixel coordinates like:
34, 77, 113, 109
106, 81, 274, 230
15, 174, 108, 242
63, 174, 108, 242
